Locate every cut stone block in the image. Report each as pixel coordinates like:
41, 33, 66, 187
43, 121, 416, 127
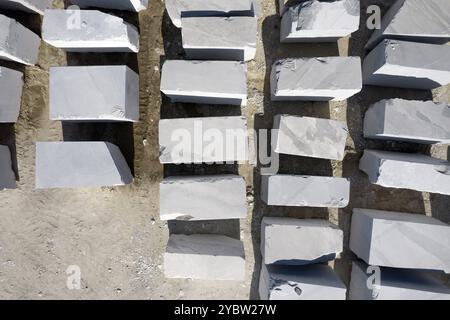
0, 14, 41, 65
366, 0, 450, 50
271, 57, 362, 101
0, 67, 23, 123
359, 149, 450, 195
159, 116, 249, 164
273, 114, 348, 161
364, 99, 450, 144
363, 40, 450, 90
161, 60, 247, 106
160, 174, 247, 221
261, 217, 343, 265
35, 142, 133, 189
69, 0, 148, 12
261, 174, 350, 208
281, 0, 360, 43
0, 0, 52, 14
42, 10, 139, 53
350, 208, 450, 273
164, 234, 245, 280
181, 16, 257, 61
279, 0, 303, 14
259, 264, 346, 300
349, 261, 450, 300
0, 145, 16, 190
49, 65, 139, 122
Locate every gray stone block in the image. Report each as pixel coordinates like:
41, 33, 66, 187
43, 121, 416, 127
278, 0, 303, 14
271, 57, 362, 101
164, 234, 245, 280
0, 0, 52, 14
363, 40, 450, 89
42, 10, 139, 53
261, 174, 350, 208
160, 174, 247, 221
0, 145, 16, 190
350, 208, 450, 273
261, 217, 343, 265
49, 65, 139, 122
364, 99, 450, 144
273, 114, 348, 161
69, 0, 148, 12
359, 149, 450, 195
35, 142, 133, 189
0, 67, 23, 123
160, 60, 247, 106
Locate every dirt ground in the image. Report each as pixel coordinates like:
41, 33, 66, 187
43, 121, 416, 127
0, 0, 449, 300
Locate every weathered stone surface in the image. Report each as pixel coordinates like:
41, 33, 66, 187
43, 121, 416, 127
359, 149, 450, 195
350, 208, 450, 273
161, 60, 247, 106
159, 116, 248, 164
271, 57, 362, 101
42, 9, 139, 53
0, 145, 16, 190
164, 234, 245, 280
261, 217, 343, 265
259, 264, 346, 300
363, 40, 450, 89
160, 174, 247, 221
49, 65, 139, 122
35, 142, 133, 189
278, 0, 302, 14
281, 0, 359, 43
273, 114, 348, 161
364, 99, 450, 144
0, 14, 41, 65
0, 67, 23, 123
69, 0, 148, 12
0, 0, 52, 14
261, 174, 350, 208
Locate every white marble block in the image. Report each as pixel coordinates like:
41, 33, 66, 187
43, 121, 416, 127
160, 174, 247, 221
261, 217, 343, 265
49, 65, 139, 122
69, 0, 148, 12
261, 174, 350, 208
363, 40, 450, 90
0, 145, 16, 190
164, 234, 245, 280
359, 149, 450, 195
350, 208, 450, 273
161, 60, 247, 106
364, 99, 450, 144
0, 14, 41, 65
0, 0, 52, 14
159, 116, 249, 164
42, 9, 139, 53
0, 67, 23, 123
271, 57, 362, 101
259, 264, 346, 300
35, 142, 133, 189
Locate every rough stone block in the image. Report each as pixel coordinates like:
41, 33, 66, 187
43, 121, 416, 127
35, 142, 133, 189
49, 65, 139, 122
69, 0, 148, 12
160, 174, 247, 221
164, 234, 245, 280
0, 145, 16, 190
363, 40, 450, 89
261, 217, 343, 265
0, 67, 23, 123
271, 57, 362, 101
350, 208, 450, 273
359, 149, 450, 195
273, 114, 348, 161
0, 0, 52, 14
161, 60, 247, 106
42, 9, 139, 53
261, 174, 350, 207
364, 99, 450, 144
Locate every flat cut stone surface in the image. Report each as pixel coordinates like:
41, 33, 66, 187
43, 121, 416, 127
271, 57, 362, 101
160, 174, 247, 221
0, 67, 23, 123
0, 0, 52, 14
261, 174, 350, 207
164, 234, 245, 280
364, 99, 450, 144
49, 65, 139, 122
261, 217, 343, 265
0, 145, 16, 190
69, 0, 148, 12
359, 149, 450, 195
35, 142, 133, 189
43, 9, 139, 53
350, 208, 450, 273
273, 114, 348, 161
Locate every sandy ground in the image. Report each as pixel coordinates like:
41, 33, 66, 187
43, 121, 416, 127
0, 0, 449, 299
